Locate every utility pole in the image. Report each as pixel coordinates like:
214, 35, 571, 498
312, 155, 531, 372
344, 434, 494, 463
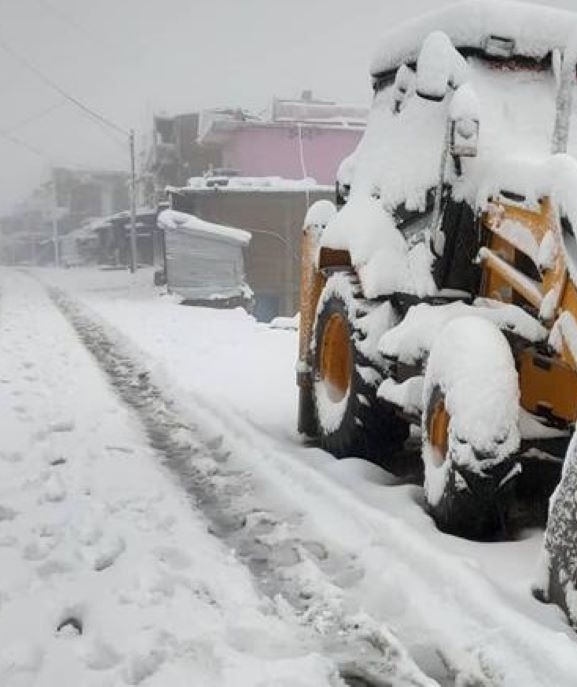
51, 169, 60, 267
129, 129, 138, 273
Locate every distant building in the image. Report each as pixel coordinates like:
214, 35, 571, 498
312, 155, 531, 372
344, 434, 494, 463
0, 167, 130, 265
198, 92, 368, 185
143, 92, 368, 203
91, 208, 158, 267
143, 113, 222, 205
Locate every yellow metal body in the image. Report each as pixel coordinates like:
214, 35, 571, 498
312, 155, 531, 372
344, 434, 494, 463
298, 226, 351, 385
299, 194, 577, 430
298, 225, 326, 372
319, 312, 352, 401
429, 398, 450, 465
480, 197, 577, 424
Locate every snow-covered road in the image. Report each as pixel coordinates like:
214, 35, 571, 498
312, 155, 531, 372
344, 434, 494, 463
1, 271, 428, 687
4, 267, 577, 686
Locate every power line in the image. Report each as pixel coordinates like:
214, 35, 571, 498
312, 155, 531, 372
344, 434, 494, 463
0, 27, 139, 272
0, 32, 128, 137
2, 98, 67, 134
0, 127, 106, 170
0, 129, 51, 160
29, 0, 138, 64
31, 0, 106, 45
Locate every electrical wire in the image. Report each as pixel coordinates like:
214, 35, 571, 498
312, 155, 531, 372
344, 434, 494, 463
296, 122, 311, 210
30, 0, 138, 64
2, 98, 66, 134
0, 129, 51, 160
0, 125, 118, 171
0, 33, 128, 138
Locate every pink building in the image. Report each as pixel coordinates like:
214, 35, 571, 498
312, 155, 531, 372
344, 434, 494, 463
198, 93, 368, 185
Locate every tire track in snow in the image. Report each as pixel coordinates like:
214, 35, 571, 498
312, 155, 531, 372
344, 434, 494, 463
48, 285, 441, 687
45, 280, 577, 687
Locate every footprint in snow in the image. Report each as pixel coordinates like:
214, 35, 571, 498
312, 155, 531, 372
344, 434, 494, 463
74, 518, 104, 547
301, 540, 328, 561
0, 535, 18, 548
268, 540, 302, 568
82, 638, 122, 671
0, 643, 44, 679
1, 450, 23, 463
40, 474, 67, 503
48, 456, 67, 467
120, 566, 176, 606
22, 529, 60, 561
122, 638, 167, 685
49, 419, 75, 433
244, 510, 278, 536
154, 546, 191, 571
37, 557, 76, 579
85, 535, 126, 572
56, 615, 83, 637
0, 505, 17, 521
205, 435, 223, 451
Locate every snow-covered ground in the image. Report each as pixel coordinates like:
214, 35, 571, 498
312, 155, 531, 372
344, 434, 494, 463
0, 271, 359, 687
4, 266, 577, 686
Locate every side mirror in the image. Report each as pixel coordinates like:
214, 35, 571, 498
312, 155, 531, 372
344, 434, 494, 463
450, 118, 479, 157
449, 83, 480, 158
416, 31, 467, 101
391, 64, 416, 114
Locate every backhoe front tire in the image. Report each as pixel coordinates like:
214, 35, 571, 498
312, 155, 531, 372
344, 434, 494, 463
422, 317, 520, 539
312, 272, 408, 466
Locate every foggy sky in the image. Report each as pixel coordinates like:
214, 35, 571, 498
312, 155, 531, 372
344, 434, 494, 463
0, 0, 574, 214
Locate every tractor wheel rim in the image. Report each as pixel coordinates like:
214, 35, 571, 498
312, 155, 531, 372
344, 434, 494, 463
320, 312, 352, 402
429, 398, 450, 466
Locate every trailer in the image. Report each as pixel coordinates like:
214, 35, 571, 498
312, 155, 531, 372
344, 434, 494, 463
156, 209, 252, 308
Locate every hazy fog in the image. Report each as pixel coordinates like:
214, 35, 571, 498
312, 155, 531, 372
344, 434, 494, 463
0, 0, 574, 213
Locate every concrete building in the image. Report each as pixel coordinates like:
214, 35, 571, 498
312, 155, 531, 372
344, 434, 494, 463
198, 92, 368, 185
0, 167, 130, 265
142, 113, 222, 205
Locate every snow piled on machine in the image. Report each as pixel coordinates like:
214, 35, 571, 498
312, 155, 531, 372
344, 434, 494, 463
422, 317, 520, 506
379, 299, 547, 366
320, 0, 577, 303
322, 196, 436, 298
370, 0, 577, 77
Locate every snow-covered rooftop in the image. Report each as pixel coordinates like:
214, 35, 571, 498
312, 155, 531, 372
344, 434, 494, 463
371, 0, 577, 77
157, 209, 251, 246
271, 96, 368, 126
174, 176, 332, 193
198, 96, 367, 145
